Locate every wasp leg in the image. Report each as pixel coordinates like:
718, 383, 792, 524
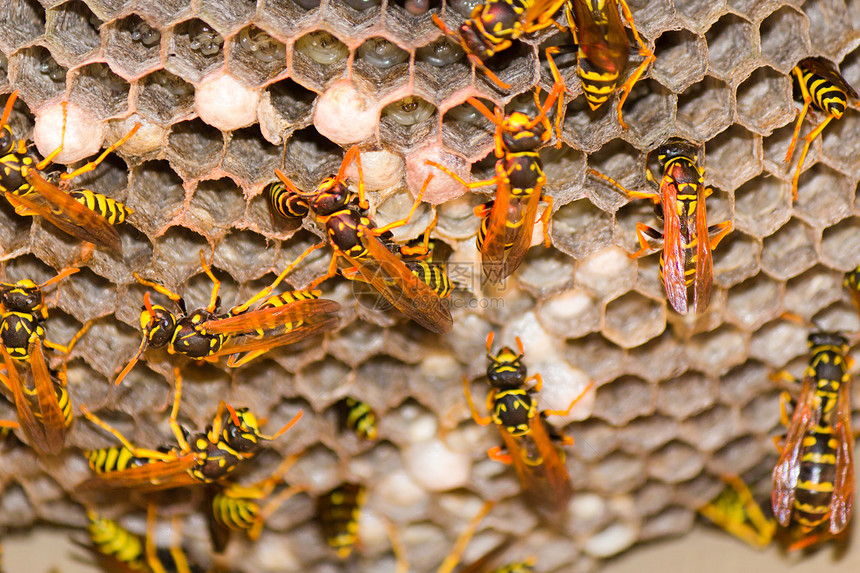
790, 115, 834, 202
630, 223, 661, 258
707, 220, 733, 249
436, 501, 495, 573
542, 380, 595, 418
229, 241, 327, 314
615, 0, 656, 130
426, 160, 499, 190
79, 404, 176, 461
133, 273, 185, 305
373, 174, 434, 235
43, 319, 93, 355
588, 168, 659, 201
487, 445, 512, 464
784, 67, 813, 164
463, 377, 493, 426
57, 123, 142, 181
539, 194, 554, 247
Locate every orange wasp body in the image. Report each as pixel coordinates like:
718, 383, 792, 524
0, 267, 88, 454
591, 138, 732, 314
114, 251, 339, 386
427, 86, 563, 284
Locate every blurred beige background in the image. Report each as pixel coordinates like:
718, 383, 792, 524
5, 520, 860, 573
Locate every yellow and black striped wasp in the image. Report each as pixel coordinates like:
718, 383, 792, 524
464, 332, 592, 510
79, 366, 303, 491
206, 452, 305, 552
113, 250, 340, 386
0, 91, 138, 255
427, 85, 564, 284
336, 397, 378, 441
431, 0, 568, 90
770, 330, 855, 550
698, 474, 777, 549
565, 0, 655, 129
316, 482, 365, 559
0, 267, 89, 454
785, 57, 858, 202
78, 504, 211, 573
590, 138, 732, 315
267, 146, 453, 334
843, 266, 860, 316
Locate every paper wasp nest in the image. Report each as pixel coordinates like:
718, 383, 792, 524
0, 0, 859, 571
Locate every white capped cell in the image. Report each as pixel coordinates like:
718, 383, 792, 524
195, 73, 261, 131
404, 438, 471, 492
533, 359, 595, 425
345, 150, 405, 191
34, 101, 107, 164
583, 522, 639, 558
314, 80, 379, 145
407, 146, 471, 204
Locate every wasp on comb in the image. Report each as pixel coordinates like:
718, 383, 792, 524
114, 250, 339, 386
565, 0, 656, 129
0, 91, 138, 255
80, 367, 303, 492
590, 138, 732, 315
0, 267, 89, 454
770, 330, 855, 550
464, 332, 592, 510
267, 146, 453, 333
785, 57, 857, 202
431, 0, 568, 90
427, 84, 564, 284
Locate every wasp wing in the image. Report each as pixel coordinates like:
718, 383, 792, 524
829, 373, 855, 534
800, 57, 859, 100
529, 413, 573, 508
691, 185, 713, 314
28, 341, 67, 454
658, 178, 689, 314
481, 175, 512, 284
210, 315, 340, 361
0, 345, 46, 453
200, 298, 340, 334
347, 229, 453, 334
771, 375, 820, 527
571, 0, 630, 75
12, 171, 122, 254
498, 187, 543, 282
77, 455, 198, 492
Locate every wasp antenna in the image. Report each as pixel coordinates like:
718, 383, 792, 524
0, 91, 18, 130
269, 410, 304, 440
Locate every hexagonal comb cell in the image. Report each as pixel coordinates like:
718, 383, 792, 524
380, 95, 438, 153
0, 0, 45, 52
704, 14, 759, 83
291, 30, 349, 92
758, 6, 809, 72
650, 29, 707, 93
760, 218, 817, 280
676, 76, 732, 142
735, 66, 793, 136
137, 69, 195, 126
228, 24, 287, 87
11, 46, 67, 104
166, 18, 225, 83
103, 14, 163, 81
68, 63, 131, 119
44, 1, 101, 64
